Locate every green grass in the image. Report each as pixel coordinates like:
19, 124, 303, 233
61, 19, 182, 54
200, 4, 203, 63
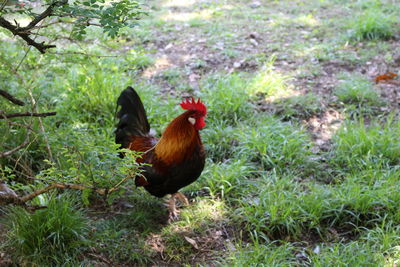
331, 117, 400, 171
234, 117, 312, 173
227, 242, 300, 266
272, 93, 323, 120
201, 73, 253, 124
2, 0, 400, 265
92, 218, 155, 265
334, 73, 382, 107
2, 195, 89, 265
348, 8, 396, 41
158, 198, 228, 263
311, 242, 382, 266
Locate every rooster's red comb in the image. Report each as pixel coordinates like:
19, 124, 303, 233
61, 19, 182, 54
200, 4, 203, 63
180, 97, 207, 116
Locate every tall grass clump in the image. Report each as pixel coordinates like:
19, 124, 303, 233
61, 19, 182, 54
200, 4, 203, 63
234, 116, 311, 173
331, 117, 400, 171
310, 242, 382, 266
202, 124, 239, 162
3, 195, 89, 265
227, 242, 299, 266
236, 169, 400, 240
55, 66, 131, 125
348, 8, 395, 41
201, 73, 253, 125
187, 159, 257, 199
334, 72, 381, 106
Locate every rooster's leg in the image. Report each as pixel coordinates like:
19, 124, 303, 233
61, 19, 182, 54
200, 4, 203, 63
166, 195, 178, 222
175, 192, 189, 206
165, 193, 190, 222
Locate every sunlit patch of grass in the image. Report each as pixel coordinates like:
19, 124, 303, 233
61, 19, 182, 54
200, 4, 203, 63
161, 10, 212, 22
295, 14, 320, 27
176, 198, 227, 228
247, 60, 290, 99
160, 199, 227, 262
162, 0, 196, 8
348, 8, 395, 41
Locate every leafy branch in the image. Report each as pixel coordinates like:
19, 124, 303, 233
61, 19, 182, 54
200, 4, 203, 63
0, 0, 145, 53
0, 179, 130, 206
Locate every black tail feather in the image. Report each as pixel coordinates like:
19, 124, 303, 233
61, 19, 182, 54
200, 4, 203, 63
115, 87, 150, 149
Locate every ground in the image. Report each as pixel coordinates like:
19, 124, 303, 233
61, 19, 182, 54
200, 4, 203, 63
1, 0, 400, 266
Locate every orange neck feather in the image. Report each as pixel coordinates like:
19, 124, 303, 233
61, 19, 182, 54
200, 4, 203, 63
155, 111, 200, 164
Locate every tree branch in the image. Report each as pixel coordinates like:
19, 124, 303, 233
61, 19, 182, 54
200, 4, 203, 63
20, 183, 107, 202
0, 0, 67, 53
0, 17, 56, 53
19, 0, 67, 32
0, 111, 56, 119
0, 89, 25, 106
0, 179, 132, 207
0, 134, 31, 158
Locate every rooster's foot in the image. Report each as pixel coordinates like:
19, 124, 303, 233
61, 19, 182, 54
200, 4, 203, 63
165, 192, 190, 222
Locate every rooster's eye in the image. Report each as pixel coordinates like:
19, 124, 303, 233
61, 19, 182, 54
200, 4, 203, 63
188, 117, 196, 125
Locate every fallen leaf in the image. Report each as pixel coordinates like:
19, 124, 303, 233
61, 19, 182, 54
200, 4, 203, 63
375, 72, 398, 84
184, 236, 199, 249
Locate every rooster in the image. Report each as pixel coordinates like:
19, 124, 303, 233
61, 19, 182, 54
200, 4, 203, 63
115, 87, 206, 220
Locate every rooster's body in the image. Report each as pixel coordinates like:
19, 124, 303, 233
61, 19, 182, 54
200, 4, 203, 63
115, 87, 206, 218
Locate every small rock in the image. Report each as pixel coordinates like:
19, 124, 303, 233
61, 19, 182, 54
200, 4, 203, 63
189, 73, 200, 83
250, 1, 261, 8
164, 43, 173, 50
249, 32, 259, 39
249, 38, 259, 46
233, 61, 241, 68
184, 236, 199, 249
